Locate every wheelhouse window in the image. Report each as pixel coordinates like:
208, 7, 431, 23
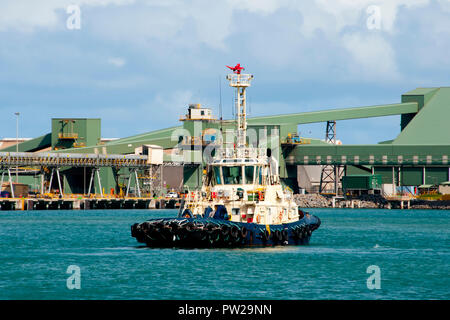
222, 166, 242, 184
213, 166, 222, 185
244, 166, 255, 184
256, 166, 262, 184
256, 165, 267, 185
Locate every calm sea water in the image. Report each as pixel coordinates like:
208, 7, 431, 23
0, 208, 448, 300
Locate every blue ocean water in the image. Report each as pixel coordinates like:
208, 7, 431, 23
0, 208, 448, 300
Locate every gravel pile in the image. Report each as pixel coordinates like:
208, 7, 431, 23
293, 193, 450, 209
409, 200, 450, 210
294, 194, 331, 208
355, 194, 390, 208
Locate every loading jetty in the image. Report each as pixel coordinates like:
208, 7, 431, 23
2, 194, 449, 211
0, 196, 181, 211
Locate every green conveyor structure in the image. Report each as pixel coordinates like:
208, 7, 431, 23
4, 87, 449, 191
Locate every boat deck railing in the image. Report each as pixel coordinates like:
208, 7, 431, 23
226, 74, 253, 87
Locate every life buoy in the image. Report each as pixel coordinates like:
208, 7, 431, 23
256, 215, 261, 224
258, 191, 263, 201
278, 211, 283, 221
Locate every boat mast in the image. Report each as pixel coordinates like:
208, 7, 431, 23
226, 65, 253, 150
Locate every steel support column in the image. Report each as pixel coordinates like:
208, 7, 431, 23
320, 120, 342, 194
8, 168, 15, 198
48, 168, 54, 193
126, 169, 141, 198
56, 168, 63, 196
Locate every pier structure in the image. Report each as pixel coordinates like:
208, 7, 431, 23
0, 151, 166, 210
0, 196, 183, 211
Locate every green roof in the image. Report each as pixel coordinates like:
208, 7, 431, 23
394, 87, 450, 145
0, 133, 51, 152
248, 102, 418, 125
402, 88, 440, 96
57, 126, 181, 154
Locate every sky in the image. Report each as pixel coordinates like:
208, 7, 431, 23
0, 0, 449, 144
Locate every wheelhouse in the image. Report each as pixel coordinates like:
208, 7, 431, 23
208, 158, 269, 186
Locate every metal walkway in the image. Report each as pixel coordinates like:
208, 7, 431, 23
0, 152, 153, 198
0, 152, 150, 168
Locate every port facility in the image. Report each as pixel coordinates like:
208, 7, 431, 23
1, 86, 449, 209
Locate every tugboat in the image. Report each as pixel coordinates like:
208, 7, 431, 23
131, 65, 321, 247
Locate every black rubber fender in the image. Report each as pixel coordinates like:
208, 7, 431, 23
153, 221, 164, 231
185, 222, 196, 232
131, 223, 139, 237
208, 229, 220, 242
170, 221, 179, 232
241, 227, 248, 239
292, 227, 301, 239
142, 222, 153, 233
272, 229, 282, 242
220, 224, 230, 236
260, 229, 269, 242
206, 223, 217, 234
230, 225, 240, 240
299, 227, 306, 239
282, 229, 289, 242
162, 222, 172, 231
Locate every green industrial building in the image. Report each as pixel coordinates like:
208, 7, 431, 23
2, 87, 450, 196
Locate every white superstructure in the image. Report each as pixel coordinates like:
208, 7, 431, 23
182, 70, 301, 225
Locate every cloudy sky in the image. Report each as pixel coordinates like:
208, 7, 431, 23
0, 0, 449, 144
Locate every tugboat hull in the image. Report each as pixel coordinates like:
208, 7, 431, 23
131, 214, 320, 248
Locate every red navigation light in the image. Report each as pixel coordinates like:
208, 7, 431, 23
226, 63, 245, 74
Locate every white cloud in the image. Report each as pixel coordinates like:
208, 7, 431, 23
90, 89, 196, 137
88, 0, 235, 50
0, 0, 134, 32
0, 0, 447, 85
227, 0, 284, 15
1, 0, 450, 143
342, 32, 400, 82
107, 57, 126, 67
294, 0, 431, 35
